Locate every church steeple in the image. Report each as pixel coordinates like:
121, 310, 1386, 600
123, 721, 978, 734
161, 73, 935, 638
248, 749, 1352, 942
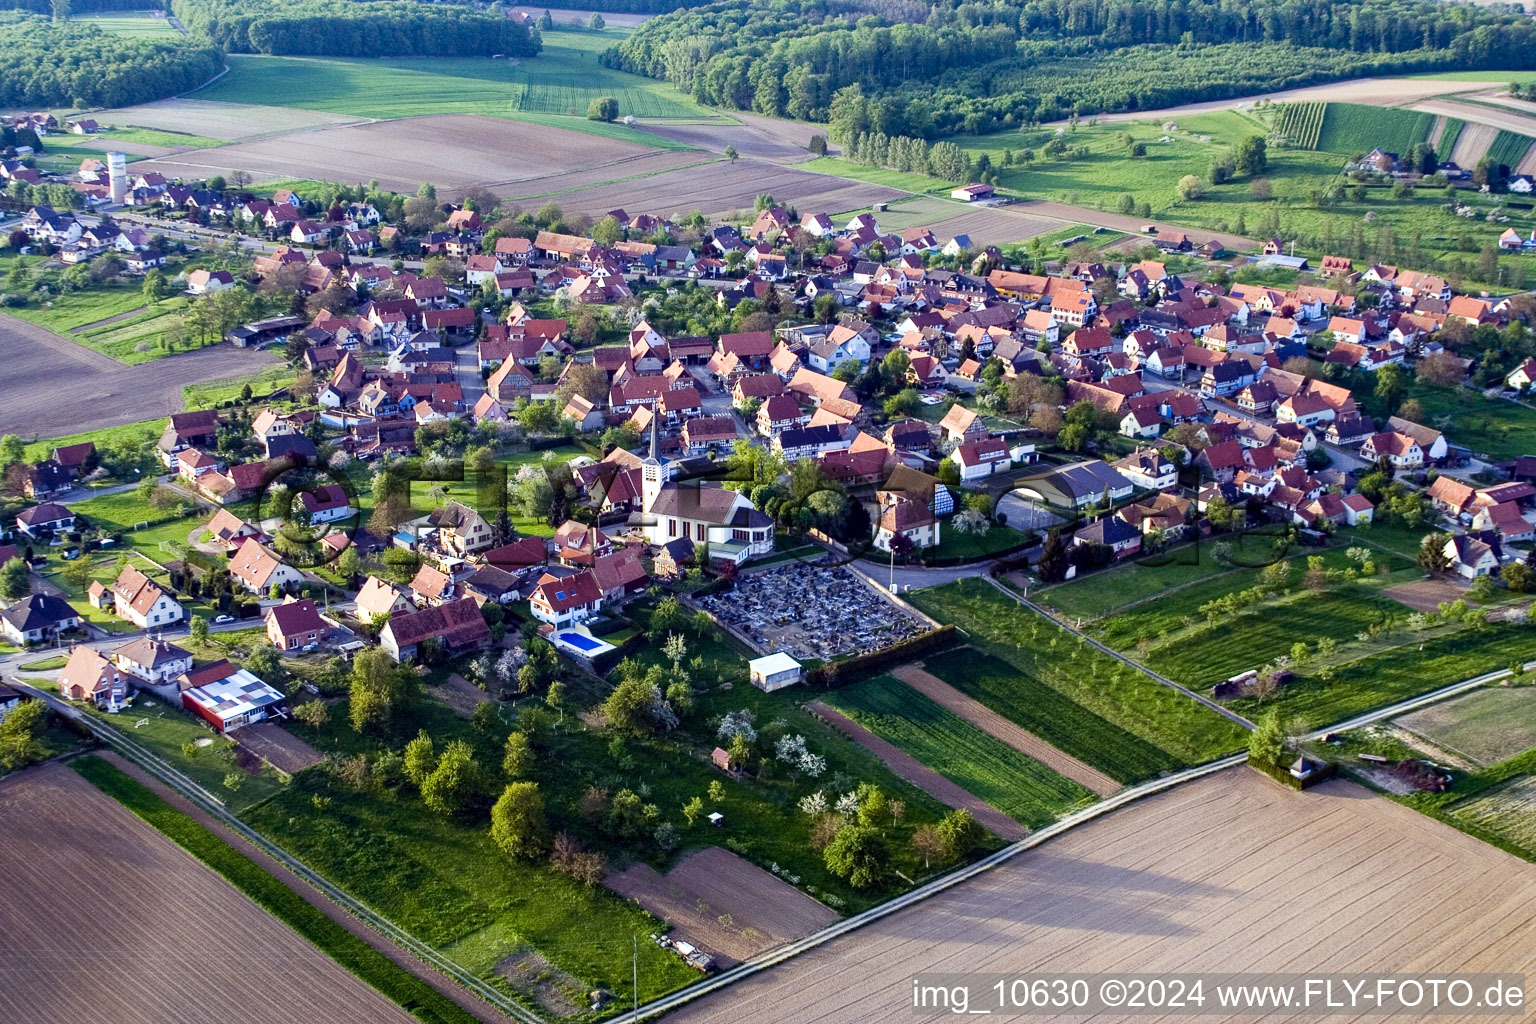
641, 407, 664, 511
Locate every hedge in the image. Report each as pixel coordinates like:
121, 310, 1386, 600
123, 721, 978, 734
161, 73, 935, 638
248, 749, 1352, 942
70, 756, 485, 1024
808, 625, 959, 688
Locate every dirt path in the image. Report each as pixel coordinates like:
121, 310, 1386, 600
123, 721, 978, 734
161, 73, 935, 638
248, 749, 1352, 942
807, 702, 1026, 841
891, 663, 1121, 797
1412, 98, 1536, 137
1077, 76, 1495, 125
97, 752, 528, 1024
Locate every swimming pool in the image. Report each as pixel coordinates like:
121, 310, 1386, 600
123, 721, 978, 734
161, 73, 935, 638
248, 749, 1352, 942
555, 631, 603, 652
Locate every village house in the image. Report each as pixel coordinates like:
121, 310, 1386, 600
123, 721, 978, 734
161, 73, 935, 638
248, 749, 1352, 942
56, 645, 128, 709
229, 538, 304, 594
380, 598, 491, 662
266, 598, 329, 650
530, 569, 604, 628
355, 576, 413, 625
181, 661, 286, 733
88, 565, 183, 630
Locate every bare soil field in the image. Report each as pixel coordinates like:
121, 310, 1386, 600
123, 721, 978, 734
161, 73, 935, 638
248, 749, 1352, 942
0, 763, 419, 1024
499, 151, 713, 203
134, 114, 668, 195
0, 313, 281, 437
809, 701, 1027, 841
88, 98, 363, 141
893, 663, 1120, 797
665, 767, 1536, 1024
605, 846, 838, 965
1451, 122, 1499, 167
548, 159, 908, 218
431, 672, 494, 717
1515, 141, 1536, 176
1470, 92, 1536, 118
1083, 77, 1495, 125
1412, 98, 1536, 138
1427, 114, 1448, 148
1382, 577, 1467, 613
235, 721, 324, 773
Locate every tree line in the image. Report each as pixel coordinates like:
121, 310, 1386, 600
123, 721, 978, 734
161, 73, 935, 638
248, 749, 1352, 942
607, 0, 1536, 136
171, 0, 540, 57
0, 18, 222, 108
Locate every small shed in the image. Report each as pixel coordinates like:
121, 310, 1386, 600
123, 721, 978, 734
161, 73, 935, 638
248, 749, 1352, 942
706, 812, 724, 828
748, 652, 803, 692
711, 746, 733, 772
1290, 755, 1323, 781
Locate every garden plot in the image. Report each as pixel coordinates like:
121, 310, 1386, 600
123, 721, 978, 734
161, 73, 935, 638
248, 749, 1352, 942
604, 846, 837, 965
696, 563, 928, 662
1451, 774, 1536, 851
1397, 687, 1536, 766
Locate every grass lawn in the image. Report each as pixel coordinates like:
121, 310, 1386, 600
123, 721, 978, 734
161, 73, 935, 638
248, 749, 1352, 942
19, 418, 163, 471
1037, 535, 1289, 621
195, 50, 702, 149
182, 365, 297, 408
70, 488, 196, 533
39, 680, 289, 813
43, 125, 224, 150
803, 157, 944, 195
824, 677, 1097, 827
908, 579, 1248, 765
7, 286, 201, 365
71, 755, 487, 1024
1084, 544, 1414, 650
1405, 383, 1536, 462
19, 655, 68, 671
923, 523, 1030, 563
69, 298, 197, 365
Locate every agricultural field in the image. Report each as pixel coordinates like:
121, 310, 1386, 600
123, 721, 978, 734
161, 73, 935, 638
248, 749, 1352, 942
1228, 618, 1536, 727
0, 762, 422, 1024
1315, 102, 1436, 156
71, 10, 180, 38
662, 768, 1536, 1024
513, 37, 706, 120
1397, 687, 1536, 766
131, 114, 693, 197
1275, 101, 1324, 149
192, 38, 706, 132
914, 647, 1181, 784
908, 579, 1249, 766
1487, 128, 1536, 168
823, 677, 1097, 828
1435, 117, 1465, 161
1449, 772, 1536, 853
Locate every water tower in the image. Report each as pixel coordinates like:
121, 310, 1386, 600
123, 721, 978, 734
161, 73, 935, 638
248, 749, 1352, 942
106, 151, 127, 204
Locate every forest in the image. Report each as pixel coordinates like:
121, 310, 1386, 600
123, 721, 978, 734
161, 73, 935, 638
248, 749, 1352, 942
170, 0, 540, 57
0, 17, 223, 108
607, 0, 1536, 135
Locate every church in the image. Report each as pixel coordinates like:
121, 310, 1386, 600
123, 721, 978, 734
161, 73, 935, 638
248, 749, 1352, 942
635, 417, 775, 566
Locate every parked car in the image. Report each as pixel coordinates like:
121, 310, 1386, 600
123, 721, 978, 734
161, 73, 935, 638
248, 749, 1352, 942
213, 614, 234, 624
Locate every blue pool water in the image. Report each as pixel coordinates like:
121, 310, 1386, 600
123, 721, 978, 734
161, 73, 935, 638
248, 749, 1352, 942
556, 631, 602, 652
